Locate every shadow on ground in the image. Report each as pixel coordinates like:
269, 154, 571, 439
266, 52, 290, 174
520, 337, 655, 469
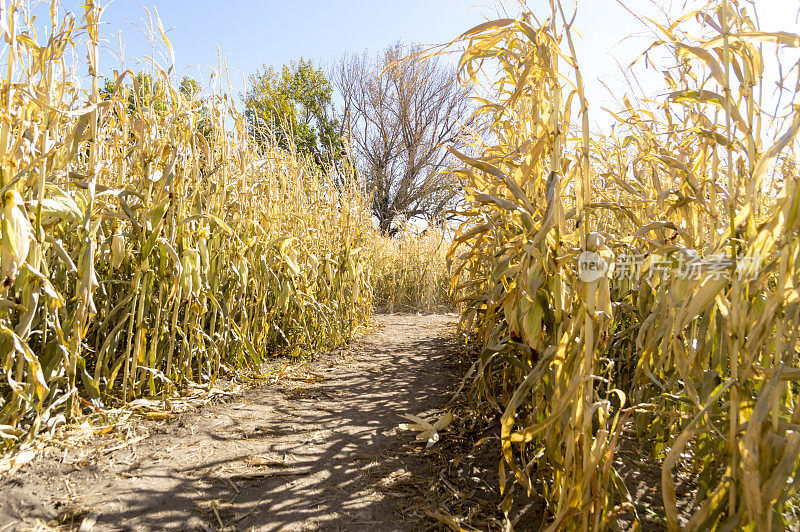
0, 314, 475, 531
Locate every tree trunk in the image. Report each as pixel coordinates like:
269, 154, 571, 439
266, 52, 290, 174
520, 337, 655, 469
378, 215, 394, 236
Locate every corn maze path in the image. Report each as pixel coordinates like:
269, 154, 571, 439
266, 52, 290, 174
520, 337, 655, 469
0, 314, 464, 531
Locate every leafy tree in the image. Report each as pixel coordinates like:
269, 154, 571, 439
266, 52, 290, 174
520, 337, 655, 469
175, 76, 215, 141
178, 76, 201, 100
101, 73, 214, 140
244, 59, 344, 168
101, 71, 171, 114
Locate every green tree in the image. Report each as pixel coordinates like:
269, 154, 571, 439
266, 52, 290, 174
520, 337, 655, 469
244, 59, 344, 168
101, 71, 170, 114
178, 76, 201, 99
102, 73, 214, 141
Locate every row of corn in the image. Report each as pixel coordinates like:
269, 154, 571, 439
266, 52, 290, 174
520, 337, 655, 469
450, 0, 800, 529
368, 221, 453, 312
0, 2, 374, 444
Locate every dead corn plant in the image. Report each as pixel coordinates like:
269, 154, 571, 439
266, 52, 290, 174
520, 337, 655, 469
0, 1, 374, 447
368, 221, 453, 312
449, 0, 800, 529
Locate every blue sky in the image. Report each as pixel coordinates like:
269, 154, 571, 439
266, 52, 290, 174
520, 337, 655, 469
93, 0, 498, 92
52, 0, 800, 130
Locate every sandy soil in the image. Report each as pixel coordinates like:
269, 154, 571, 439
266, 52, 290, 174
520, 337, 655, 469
0, 314, 472, 532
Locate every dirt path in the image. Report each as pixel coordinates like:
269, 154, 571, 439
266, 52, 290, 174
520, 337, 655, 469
0, 314, 465, 532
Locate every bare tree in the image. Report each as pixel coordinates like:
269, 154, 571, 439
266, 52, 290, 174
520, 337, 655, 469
333, 43, 472, 235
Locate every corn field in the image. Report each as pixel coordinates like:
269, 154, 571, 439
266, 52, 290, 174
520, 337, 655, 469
3, 0, 800, 529
449, 0, 800, 529
0, 1, 374, 445
369, 222, 452, 312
